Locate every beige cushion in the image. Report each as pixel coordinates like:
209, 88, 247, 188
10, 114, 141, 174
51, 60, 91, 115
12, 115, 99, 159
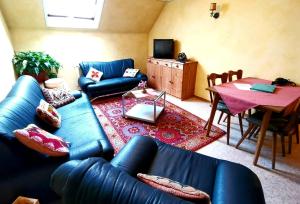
137, 173, 210, 201
123, 68, 139, 77
36, 99, 61, 128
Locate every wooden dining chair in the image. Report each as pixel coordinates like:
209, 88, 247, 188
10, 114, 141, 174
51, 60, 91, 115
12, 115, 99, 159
206, 72, 244, 145
228, 69, 243, 82
236, 100, 300, 169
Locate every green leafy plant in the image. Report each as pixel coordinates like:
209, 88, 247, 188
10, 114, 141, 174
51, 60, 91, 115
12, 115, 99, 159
12, 51, 62, 78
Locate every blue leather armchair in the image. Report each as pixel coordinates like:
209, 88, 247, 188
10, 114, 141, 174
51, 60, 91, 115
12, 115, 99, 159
51, 136, 265, 204
78, 58, 148, 98
0, 76, 113, 204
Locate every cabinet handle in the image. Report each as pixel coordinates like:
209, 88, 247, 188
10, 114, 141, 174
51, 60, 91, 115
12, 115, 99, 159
176, 65, 179, 68
152, 76, 156, 79
156, 62, 159, 64
169, 81, 173, 84
165, 64, 168, 66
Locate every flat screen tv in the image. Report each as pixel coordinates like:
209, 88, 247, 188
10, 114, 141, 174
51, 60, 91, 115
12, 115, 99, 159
153, 39, 174, 59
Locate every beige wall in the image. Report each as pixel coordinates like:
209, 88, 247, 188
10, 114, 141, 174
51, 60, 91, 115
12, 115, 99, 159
149, 0, 300, 100
11, 29, 148, 89
0, 9, 15, 101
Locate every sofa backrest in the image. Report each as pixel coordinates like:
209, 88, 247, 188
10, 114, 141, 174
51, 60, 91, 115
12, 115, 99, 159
79, 58, 134, 80
0, 75, 45, 140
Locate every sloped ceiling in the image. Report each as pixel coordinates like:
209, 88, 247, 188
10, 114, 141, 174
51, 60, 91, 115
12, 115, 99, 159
0, 0, 165, 32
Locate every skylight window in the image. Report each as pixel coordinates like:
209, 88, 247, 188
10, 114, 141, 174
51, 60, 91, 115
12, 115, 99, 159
43, 0, 104, 29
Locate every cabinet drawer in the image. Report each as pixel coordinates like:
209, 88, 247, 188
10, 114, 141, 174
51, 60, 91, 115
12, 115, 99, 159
172, 63, 183, 70
160, 61, 172, 67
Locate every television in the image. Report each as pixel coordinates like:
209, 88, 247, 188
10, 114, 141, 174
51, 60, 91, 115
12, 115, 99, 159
153, 39, 174, 59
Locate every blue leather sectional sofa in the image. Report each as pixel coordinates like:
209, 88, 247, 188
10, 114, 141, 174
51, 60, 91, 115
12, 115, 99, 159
0, 76, 113, 204
51, 136, 266, 204
78, 58, 148, 98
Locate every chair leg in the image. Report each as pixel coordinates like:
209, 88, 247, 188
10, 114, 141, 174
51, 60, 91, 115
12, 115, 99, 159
204, 121, 208, 130
217, 112, 224, 124
296, 124, 299, 144
288, 134, 292, 154
223, 115, 228, 122
252, 126, 261, 139
248, 109, 252, 116
226, 114, 231, 145
241, 111, 245, 118
272, 132, 277, 169
280, 135, 286, 157
236, 123, 255, 148
248, 125, 259, 139
238, 113, 244, 136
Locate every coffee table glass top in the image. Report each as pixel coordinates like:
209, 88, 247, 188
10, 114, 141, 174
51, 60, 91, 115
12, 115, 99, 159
122, 87, 166, 123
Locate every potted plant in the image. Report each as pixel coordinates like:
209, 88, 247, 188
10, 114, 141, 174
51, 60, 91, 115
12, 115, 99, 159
12, 51, 62, 83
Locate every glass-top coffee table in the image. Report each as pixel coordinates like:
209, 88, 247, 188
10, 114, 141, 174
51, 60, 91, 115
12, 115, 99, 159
122, 87, 166, 123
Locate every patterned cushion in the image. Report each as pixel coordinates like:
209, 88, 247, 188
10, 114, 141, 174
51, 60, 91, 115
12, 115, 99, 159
36, 99, 61, 128
42, 88, 75, 108
123, 68, 139, 77
86, 67, 103, 82
14, 124, 69, 156
137, 173, 210, 201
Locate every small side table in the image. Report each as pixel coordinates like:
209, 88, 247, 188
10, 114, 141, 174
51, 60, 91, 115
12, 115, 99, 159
44, 78, 68, 89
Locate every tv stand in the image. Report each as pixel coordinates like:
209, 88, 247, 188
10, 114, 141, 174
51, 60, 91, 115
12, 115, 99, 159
146, 58, 198, 100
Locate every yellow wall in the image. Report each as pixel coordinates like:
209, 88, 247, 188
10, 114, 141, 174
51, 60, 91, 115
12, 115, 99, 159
0, 9, 15, 101
11, 29, 148, 89
149, 0, 300, 100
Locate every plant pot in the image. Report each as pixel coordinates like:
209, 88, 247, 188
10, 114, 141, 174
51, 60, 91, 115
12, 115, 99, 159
22, 71, 49, 83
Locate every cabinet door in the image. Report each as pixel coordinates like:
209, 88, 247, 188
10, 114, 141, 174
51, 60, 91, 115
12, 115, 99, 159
171, 68, 183, 98
147, 62, 161, 90
161, 66, 172, 94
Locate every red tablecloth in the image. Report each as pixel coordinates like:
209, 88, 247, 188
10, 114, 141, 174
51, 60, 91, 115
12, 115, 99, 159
214, 77, 300, 115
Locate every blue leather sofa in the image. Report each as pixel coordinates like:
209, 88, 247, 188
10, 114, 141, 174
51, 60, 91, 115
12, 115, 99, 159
0, 76, 114, 204
78, 58, 148, 98
51, 136, 266, 204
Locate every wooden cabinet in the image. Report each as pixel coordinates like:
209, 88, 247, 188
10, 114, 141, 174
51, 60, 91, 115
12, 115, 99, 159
146, 58, 198, 100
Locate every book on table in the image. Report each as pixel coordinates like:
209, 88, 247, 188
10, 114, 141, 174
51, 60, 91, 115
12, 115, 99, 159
250, 83, 276, 93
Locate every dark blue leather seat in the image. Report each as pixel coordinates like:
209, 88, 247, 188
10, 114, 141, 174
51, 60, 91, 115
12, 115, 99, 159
78, 58, 148, 97
0, 76, 113, 204
51, 136, 265, 204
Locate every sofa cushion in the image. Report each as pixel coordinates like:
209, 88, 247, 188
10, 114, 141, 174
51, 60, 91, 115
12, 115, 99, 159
86, 67, 103, 82
147, 140, 219, 197
137, 173, 210, 201
36, 100, 61, 128
123, 68, 139, 77
42, 88, 75, 108
79, 58, 134, 79
14, 124, 69, 157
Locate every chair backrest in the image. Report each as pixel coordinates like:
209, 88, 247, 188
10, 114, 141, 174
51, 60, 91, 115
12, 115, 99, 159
228, 69, 243, 82
207, 72, 228, 103
284, 99, 300, 133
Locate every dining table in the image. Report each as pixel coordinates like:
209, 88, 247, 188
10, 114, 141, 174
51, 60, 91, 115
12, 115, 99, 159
205, 77, 300, 166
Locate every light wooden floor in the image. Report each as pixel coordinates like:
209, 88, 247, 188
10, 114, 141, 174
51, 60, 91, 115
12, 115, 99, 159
166, 95, 300, 204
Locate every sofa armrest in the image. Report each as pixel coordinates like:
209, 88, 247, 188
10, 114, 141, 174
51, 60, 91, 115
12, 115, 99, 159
78, 76, 95, 92
51, 157, 190, 204
69, 90, 82, 99
50, 160, 81, 196
212, 161, 265, 204
111, 136, 157, 176
69, 140, 103, 160
136, 72, 148, 81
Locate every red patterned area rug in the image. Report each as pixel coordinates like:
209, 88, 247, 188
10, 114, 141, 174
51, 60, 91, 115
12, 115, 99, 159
92, 96, 225, 153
